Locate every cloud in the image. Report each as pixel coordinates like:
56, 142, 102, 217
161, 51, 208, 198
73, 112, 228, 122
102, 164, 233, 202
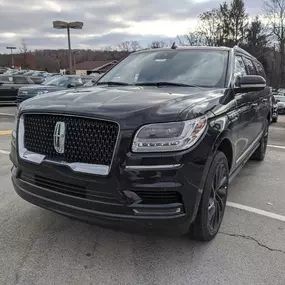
0, 0, 260, 52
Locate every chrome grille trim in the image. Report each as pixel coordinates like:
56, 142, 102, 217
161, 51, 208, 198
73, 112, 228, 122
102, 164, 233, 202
18, 113, 120, 176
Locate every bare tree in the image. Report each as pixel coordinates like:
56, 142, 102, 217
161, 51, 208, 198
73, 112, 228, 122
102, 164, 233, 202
117, 41, 141, 52
196, 9, 221, 46
229, 0, 248, 45
263, 0, 285, 87
149, 41, 169, 48
177, 33, 205, 46
130, 41, 142, 51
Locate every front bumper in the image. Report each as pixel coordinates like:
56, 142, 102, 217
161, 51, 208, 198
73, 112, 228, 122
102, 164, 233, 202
10, 129, 213, 236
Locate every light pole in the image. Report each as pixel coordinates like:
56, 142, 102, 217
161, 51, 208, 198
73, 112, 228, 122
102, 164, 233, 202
6, 46, 16, 68
53, 21, 83, 74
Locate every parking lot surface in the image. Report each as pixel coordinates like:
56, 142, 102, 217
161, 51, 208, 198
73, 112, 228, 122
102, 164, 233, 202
1, 106, 285, 285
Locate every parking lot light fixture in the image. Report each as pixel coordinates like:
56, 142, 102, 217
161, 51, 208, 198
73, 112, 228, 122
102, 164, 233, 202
53, 21, 83, 74
6, 46, 16, 68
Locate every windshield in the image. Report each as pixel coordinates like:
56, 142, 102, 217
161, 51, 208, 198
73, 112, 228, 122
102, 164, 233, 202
42, 76, 71, 87
42, 76, 86, 87
98, 49, 228, 88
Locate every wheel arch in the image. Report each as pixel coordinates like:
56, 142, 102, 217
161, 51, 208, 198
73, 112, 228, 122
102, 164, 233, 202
212, 131, 234, 173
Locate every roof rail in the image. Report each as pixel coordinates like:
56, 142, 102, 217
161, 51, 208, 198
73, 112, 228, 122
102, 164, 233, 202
233, 45, 256, 59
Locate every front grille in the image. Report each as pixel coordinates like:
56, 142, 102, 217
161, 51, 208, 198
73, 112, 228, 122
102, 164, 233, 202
20, 172, 117, 202
23, 114, 119, 165
134, 190, 182, 205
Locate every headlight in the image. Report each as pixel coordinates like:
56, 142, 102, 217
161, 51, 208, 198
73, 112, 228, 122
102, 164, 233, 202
132, 116, 207, 153
37, 90, 49, 95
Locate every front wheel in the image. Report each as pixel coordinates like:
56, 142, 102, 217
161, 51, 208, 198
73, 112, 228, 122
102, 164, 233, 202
190, 152, 229, 241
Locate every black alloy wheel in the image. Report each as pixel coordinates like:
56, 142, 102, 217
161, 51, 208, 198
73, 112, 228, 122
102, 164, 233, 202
208, 163, 228, 234
191, 151, 229, 241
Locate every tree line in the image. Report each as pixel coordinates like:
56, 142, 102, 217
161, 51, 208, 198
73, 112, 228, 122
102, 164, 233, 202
1, 0, 285, 88
174, 0, 284, 88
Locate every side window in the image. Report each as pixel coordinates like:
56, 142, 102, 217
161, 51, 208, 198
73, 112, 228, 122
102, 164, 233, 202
243, 57, 257, 75
255, 62, 266, 79
234, 55, 247, 78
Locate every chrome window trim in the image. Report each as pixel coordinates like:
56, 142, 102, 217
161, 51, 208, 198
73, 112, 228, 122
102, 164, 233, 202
18, 113, 121, 176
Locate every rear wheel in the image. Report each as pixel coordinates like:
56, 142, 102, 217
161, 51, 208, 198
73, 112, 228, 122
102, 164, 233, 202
251, 120, 268, 161
190, 152, 229, 241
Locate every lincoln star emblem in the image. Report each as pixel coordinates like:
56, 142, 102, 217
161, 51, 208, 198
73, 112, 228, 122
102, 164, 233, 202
53, 122, 66, 154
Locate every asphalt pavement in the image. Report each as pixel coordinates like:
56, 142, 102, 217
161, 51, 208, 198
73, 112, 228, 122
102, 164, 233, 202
1, 106, 285, 285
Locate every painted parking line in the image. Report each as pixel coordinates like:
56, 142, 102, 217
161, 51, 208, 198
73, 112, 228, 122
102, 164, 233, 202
0, 150, 9, 155
0, 113, 15, 117
0, 130, 12, 135
227, 202, 285, 222
268, 144, 285, 150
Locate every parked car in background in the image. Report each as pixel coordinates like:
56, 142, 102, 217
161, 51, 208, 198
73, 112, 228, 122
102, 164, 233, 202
31, 71, 50, 78
3, 69, 19, 75
49, 73, 62, 77
0, 75, 35, 104
17, 75, 91, 104
23, 70, 37, 76
11, 46, 271, 241
83, 74, 103, 87
0, 67, 8, 74
275, 95, 285, 114
29, 75, 46, 85
272, 95, 279, 122
22, 70, 50, 84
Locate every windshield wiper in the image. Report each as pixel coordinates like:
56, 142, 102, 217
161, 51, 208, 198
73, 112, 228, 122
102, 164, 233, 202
134, 82, 199, 87
96, 81, 130, 86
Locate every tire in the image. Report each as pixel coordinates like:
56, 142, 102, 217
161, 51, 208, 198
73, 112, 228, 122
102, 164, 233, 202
251, 120, 269, 161
190, 151, 229, 241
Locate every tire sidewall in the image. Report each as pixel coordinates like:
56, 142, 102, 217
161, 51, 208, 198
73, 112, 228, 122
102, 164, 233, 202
195, 152, 229, 240
260, 120, 269, 159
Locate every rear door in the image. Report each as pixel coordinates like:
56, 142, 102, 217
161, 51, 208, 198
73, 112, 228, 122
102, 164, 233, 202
253, 60, 271, 130
242, 56, 263, 143
233, 54, 257, 164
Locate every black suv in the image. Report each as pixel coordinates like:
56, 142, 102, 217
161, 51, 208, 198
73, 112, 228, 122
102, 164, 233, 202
10, 46, 271, 241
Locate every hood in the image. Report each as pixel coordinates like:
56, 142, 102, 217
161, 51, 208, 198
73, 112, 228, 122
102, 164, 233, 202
20, 86, 224, 128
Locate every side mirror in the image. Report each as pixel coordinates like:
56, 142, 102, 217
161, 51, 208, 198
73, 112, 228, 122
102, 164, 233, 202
235, 75, 266, 91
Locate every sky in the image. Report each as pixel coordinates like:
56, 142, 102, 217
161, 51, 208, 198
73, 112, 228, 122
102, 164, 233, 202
0, 0, 262, 53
